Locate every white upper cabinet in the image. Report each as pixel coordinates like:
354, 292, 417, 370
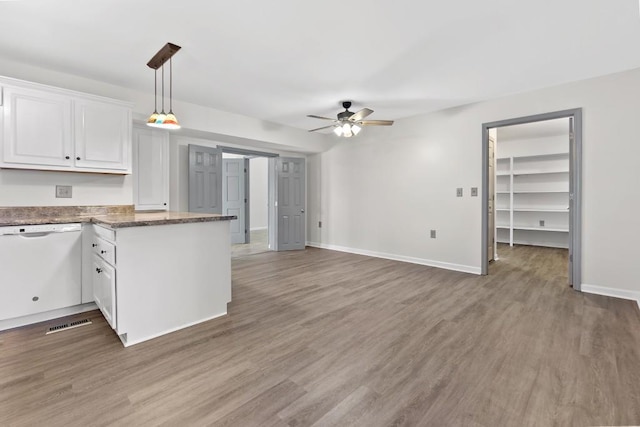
74, 99, 131, 171
2, 85, 74, 168
0, 76, 133, 174
132, 125, 169, 211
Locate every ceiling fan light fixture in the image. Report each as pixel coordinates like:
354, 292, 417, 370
342, 123, 353, 138
333, 126, 343, 136
351, 124, 362, 135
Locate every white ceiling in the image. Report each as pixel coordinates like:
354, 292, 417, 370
1, 1, 640, 133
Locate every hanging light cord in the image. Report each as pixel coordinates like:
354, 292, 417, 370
161, 62, 165, 114
153, 69, 158, 113
169, 57, 174, 114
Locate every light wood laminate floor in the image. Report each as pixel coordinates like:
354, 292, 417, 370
2, 245, 640, 426
231, 228, 269, 258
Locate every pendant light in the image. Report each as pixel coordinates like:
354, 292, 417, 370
147, 43, 181, 130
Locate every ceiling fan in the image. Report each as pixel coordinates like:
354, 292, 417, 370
307, 101, 394, 137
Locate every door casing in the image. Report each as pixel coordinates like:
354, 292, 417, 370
481, 108, 582, 289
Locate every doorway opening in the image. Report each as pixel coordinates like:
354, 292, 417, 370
188, 144, 306, 255
482, 109, 582, 289
221, 150, 275, 258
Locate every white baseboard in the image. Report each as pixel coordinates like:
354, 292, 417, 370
0, 302, 98, 332
250, 226, 268, 231
306, 241, 480, 275
581, 284, 640, 310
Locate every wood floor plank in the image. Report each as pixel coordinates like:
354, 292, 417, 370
1, 244, 639, 426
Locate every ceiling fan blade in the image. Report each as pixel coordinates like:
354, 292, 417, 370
348, 108, 373, 122
308, 124, 337, 132
307, 114, 337, 121
359, 120, 394, 126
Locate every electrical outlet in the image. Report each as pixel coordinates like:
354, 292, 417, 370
539, 220, 545, 227
430, 229, 436, 238
318, 221, 322, 228
456, 188, 463, 197
55, 185, 72, 198
471, 187, 478, 197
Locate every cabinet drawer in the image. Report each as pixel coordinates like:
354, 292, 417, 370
93, 236, 116, 265
93, 224, 115, 242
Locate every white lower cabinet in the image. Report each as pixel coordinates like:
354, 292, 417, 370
91, 225, 118, 330
89, 221, 231, 347
93, 255, 117, 329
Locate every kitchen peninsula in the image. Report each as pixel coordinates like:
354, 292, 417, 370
0, 205, 236, 347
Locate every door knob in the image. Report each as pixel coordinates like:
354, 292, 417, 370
300, 209, 305, 213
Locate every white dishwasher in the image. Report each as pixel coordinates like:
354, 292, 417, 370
0, 223, 82, 322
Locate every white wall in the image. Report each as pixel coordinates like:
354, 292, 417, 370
0, 57, 331, 208
308, 68, 640, 296
249, 157, 268, 230
0, 169, 132, 206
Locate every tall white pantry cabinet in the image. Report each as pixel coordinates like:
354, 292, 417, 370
495, 133, 570, 249
132, 125, 170, 211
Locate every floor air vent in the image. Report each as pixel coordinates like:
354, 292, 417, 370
46, 318, 92, 335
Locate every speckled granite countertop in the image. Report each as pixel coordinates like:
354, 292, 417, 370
91, 211, 236, 228
0, 205, 236, 228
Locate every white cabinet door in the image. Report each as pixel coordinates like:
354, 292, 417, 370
74, 99, 131, 172
93, 255, 117, 330
2, 85, 73, 167
133, 126, 169, 211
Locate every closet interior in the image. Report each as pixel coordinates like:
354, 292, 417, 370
493, 118, 570, 251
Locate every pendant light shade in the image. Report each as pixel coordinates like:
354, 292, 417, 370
147, 43, 181, 130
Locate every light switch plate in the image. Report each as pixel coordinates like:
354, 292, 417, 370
430, 230, 436, 238
56, 185, 72, 198
471, 187, 478, 197
456, 188, 463, 197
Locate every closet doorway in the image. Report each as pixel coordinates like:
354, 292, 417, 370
481, 109, 582, 289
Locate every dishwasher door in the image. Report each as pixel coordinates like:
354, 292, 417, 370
0, 223, 82, 321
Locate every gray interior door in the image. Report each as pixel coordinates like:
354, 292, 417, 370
188, 144, 222, 213
488, 135, 495, 262
223, 158, 247, 244
277, 157, 305, 251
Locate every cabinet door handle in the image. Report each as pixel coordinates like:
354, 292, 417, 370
101, 250, 107, 254
92, 243, 97, 247
65, 156, 70, 160
96, 267, 102, 274
76, 157, 81, 161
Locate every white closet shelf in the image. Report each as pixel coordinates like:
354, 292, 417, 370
513, 226, 568, 233
513, 169, 569, 176
496, 172, 511, 176
512, 208, 568, 212
496, 190, 568, 194
513, 190, 568, 194
497, 152, 569, 161
496, 225, 510, 230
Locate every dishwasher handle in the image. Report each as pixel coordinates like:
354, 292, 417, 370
18, 232, 55, 238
